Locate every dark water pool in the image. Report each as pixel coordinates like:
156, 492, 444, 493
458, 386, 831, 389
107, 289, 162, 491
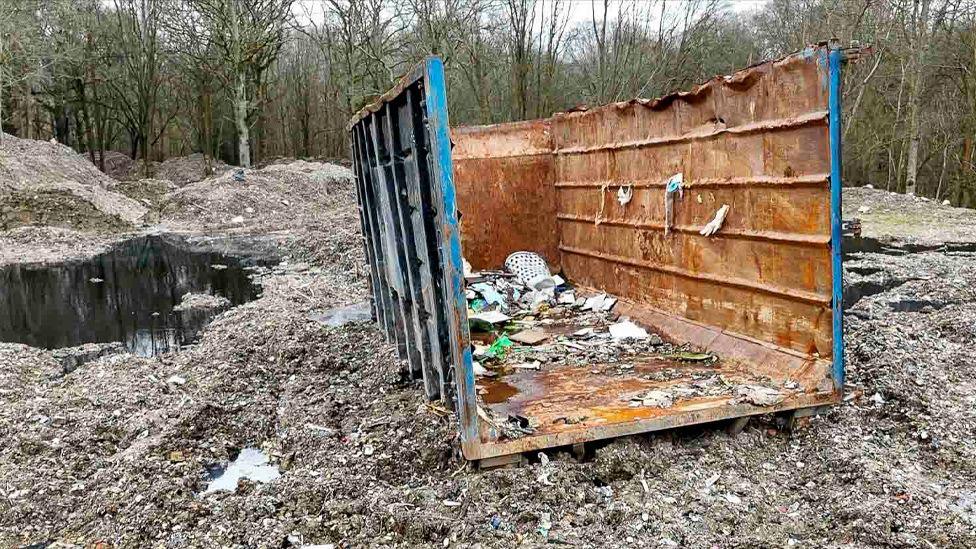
0, 234, 266, 356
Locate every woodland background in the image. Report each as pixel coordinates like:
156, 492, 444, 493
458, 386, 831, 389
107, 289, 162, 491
1, 0, 974, 205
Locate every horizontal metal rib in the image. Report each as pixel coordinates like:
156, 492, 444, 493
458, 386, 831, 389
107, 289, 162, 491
453, 150, 552, 161
554, 110, 828, 156
555, 214, 831, 246
554, 173, 829, 189
559, 245, 831, 306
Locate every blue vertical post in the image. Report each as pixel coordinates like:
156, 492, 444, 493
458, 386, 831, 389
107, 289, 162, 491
827, 47, 845, 392
423, 57, 478, 445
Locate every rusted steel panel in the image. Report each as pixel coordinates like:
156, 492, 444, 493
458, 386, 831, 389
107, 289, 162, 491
551, 50, 828, 151
560, 221, 831, 293
563, 252, 831, 355
549, 50, 833, 356
452, 120, 558, 270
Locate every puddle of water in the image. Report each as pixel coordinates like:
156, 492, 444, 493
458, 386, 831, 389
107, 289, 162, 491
202, 447, 280, 495
0, 234, 266, 356
478, 379, 519, 404
307, 301, 372, 327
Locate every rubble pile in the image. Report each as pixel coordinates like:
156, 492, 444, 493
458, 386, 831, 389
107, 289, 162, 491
154, 153, 232, 186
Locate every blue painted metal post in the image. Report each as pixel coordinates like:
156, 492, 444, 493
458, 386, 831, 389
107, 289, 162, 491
423, 57, 479, 445
827, 47, 845, 392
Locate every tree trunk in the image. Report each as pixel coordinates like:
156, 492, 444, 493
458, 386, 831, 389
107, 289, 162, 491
234, 69, 251, 168
230, 0, 250, 168
904, 0, 931, 196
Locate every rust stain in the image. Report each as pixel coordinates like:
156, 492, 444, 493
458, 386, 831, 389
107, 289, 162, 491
452, 119, 558, 270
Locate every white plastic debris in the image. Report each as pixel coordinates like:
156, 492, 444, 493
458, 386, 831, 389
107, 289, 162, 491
473, 360, 489, 376
639, 390, 674, 408
858, 205, 871, 214
230, 215, 245, 224
699, 204, 730, 236
617, 185, 633, 206
735, 385, 786, 407
528, 274, 556, 291
202, 448, 280, 495
865, 184, 874, 189
609, 319, 649, 340
471, 283, 507, 308
469, 310, 510, 325
942, 199, 951, 206
558, 291, 577, 305
582, 293, 616, 312
704, 473, 720, 489
165, 375, 187, 385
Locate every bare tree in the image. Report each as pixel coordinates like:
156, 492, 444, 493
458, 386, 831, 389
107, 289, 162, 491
184, 0, 294, 167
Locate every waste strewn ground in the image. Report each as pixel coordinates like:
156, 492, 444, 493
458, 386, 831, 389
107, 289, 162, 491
1, 141, 975, 546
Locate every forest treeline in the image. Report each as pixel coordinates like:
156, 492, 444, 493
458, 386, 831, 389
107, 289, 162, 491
1, 0, 975, 205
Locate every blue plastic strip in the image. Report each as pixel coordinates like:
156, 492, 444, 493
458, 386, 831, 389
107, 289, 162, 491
827, 48, 845, 392
423, 57, 478, 442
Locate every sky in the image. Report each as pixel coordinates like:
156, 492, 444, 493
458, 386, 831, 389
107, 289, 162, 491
292, 0, 771, 27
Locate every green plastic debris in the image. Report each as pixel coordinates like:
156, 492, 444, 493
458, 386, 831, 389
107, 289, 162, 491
486, 335, 513, 359
470, 299, 487, 312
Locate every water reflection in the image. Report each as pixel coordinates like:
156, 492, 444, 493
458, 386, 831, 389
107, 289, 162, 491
0, 234, 265, 356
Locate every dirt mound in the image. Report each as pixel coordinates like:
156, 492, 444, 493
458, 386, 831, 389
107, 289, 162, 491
158, 161, 354, 232
0, 134, 147, 230
82, 150, 135, 181
844, 186, 976, 246
111, 178, 178, 208
156, 153, 232, 186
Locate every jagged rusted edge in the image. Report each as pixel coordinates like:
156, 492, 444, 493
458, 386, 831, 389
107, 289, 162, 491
551, 43, 872, 119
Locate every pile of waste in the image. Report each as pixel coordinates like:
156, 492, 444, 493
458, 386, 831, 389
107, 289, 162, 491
158, 160, 354, 231
464, 252, 707, 378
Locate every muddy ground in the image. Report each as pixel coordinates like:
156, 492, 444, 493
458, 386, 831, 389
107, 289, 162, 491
1, 154, 975, 548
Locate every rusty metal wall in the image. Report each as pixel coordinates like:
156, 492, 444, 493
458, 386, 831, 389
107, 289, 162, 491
452, 120, 559, 271
551, 51, 833, 356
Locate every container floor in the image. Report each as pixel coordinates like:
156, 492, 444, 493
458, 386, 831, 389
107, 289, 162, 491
467, 298, 838, 460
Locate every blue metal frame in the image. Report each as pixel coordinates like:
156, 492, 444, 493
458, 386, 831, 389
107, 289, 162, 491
827, 47, 845, 391
423, 58, 478, 444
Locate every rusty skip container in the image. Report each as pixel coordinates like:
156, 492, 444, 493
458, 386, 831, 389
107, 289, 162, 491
349, 45, 853, 464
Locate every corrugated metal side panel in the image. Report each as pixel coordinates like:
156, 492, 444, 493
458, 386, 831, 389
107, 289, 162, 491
551, 49, 833, 356
348, 59, 469, 408
452, 120, 558, 270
